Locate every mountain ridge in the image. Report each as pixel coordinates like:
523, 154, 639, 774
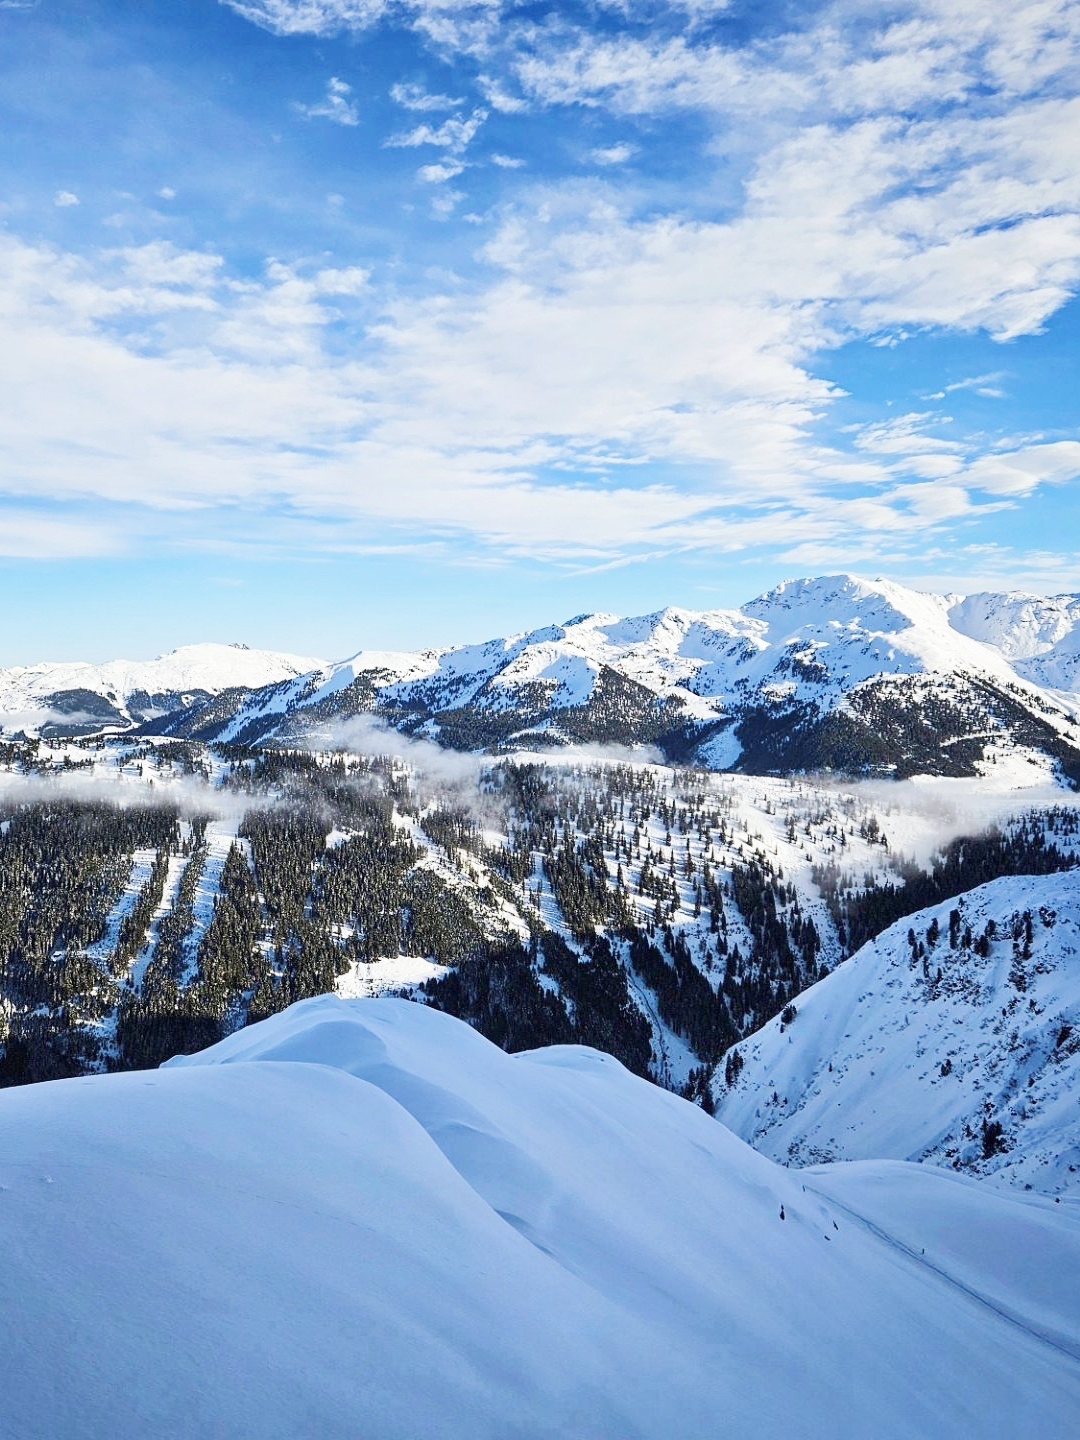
5, 573, 1080, 780
0, 641, 323, 737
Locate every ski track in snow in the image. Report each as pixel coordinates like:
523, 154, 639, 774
82, 848, 156, 967
126, 851, 187, 991
178, 820, 239, 984
803, 1178, 1080, 1365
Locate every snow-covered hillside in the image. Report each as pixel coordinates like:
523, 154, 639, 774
716, 869, 1080, 1195
0, 642, 324, 734
4, 729, 1079, 1092
0, 996, 1077, 1439
950, 590, 1080, 692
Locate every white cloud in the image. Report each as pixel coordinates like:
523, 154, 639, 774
925, 371, 1008, 400
4, 219, 1063, 569
385, 108, 486, 151
854, 413, 963, 457
221, 0, 503, 38
963, 441, 1080, 497
901, 544, 1080, 597
294, 75, 360, 126
475, 74, 528, 113
590, 143, 636, 166
508, 1, 1080, 120
222, 0, 388, 33
10, 2, 1080, 576
490, 153, 525, 169
419, 159, 465, 183
385, 105, 487, 184
54, 190, 79, 207
390, 81, 464, 111
0, 509, 119, 559
157, 186, 177, 200
430, 188, 465, 218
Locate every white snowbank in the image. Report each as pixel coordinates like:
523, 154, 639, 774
0, 997, 1077, 1437
334, 954, 449, 998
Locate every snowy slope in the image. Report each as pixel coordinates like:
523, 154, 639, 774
0, 995, 1077, 1439
950, 590, 1080, 691
0, 643, 324, 733
716, 869, 1080, 1194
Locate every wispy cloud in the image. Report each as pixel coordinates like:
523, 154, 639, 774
418, 159, 465, 184
3, 213, 1077, 571
384, 108, 486, 151
9, 1, 1080, 589
390, 81, 464, 111
54, 190, 79, 207
385, 105, 487, 187
0, 508, 120, 560
294, 75, 360, 126
925, 372, 1008, 400
589, 143, 636, 166
222, 0, 388, 34
854, 413, 964, 457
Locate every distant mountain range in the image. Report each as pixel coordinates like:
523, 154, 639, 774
5, 574, 1080, 782
0, 642, 320, 736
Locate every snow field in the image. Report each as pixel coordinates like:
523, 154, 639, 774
0, 996, 1077, 1438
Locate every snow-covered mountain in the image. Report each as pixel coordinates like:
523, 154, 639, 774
949, 590, 1080, 692
716, 869, 1080, 1194
0, 642, 324, 736
1, 994, 1077, 1439
136, 573, 1080, 781
6, 574, 1080, 781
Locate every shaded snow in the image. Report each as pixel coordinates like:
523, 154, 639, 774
0, 997, 1076, 1438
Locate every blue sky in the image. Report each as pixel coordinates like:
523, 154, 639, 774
2, 0, 1079, 662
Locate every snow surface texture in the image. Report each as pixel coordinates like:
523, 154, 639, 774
1, 996, 1078, 1439
717, 870, 1080, 1194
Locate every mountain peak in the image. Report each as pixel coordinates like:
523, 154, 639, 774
5, 574, 1080, 779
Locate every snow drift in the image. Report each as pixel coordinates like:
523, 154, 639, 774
0, 996, 1078, 1437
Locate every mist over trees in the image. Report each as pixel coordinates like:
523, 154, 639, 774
0, 737, 1077, 1096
